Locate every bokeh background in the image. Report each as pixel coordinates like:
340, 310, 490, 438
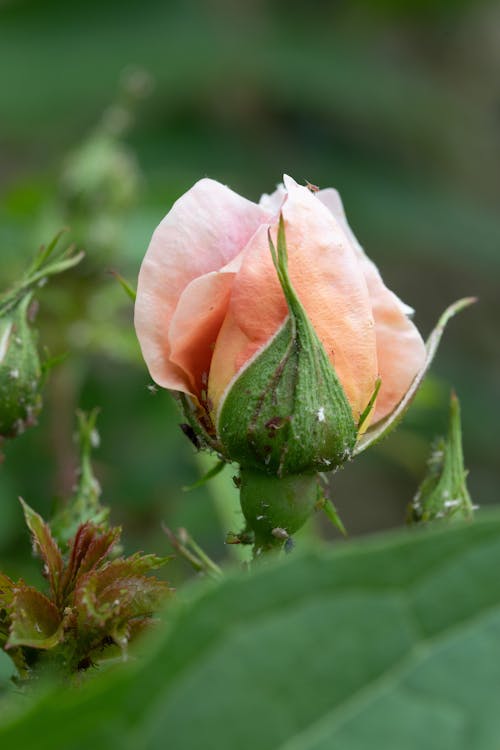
1, 0, 499, 582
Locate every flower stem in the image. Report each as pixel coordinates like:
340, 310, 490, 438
162, 524, 222, 579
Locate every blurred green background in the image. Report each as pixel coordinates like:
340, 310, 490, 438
0, 0, 499, 583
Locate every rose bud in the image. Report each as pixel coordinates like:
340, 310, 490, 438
408, 392, 475, 524
0, 233, 83, 449
135, 175, 472, 550
0, 293, 42, 440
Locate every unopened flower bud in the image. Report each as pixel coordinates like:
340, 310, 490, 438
0, 232, 82, 447
0, 294, 42, 439
408, 392, 474, 524
134, 175, 474, 551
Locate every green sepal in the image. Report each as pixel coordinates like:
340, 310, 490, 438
408, 391, 475, 524
355, 297, 476, 455
109, 269, 137, 302
182, 459, 226, 491
176, 392, 224, 455
317, 493, 347, 537
217, 215, 358, 477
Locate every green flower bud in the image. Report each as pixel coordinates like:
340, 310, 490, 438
408, 392, 475, 524
0, 294, 42, 439
0, 232, 83, 446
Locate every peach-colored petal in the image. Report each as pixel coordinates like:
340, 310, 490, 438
207, 309, 271, 417
209, 178, 379, 422
168, 271, 236, 399
134, 178, 269, 392
318, 187, 426, 423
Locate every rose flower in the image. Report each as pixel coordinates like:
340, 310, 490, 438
136, 174, 425, 429
135, 175, 434, 548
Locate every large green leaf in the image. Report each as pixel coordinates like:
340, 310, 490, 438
1, 513, 500, 749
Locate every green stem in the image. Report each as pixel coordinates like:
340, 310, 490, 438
163, 524, 222, 579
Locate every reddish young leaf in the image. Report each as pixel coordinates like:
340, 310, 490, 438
19, 499, 64, 604
75, 553, 167, 599
63, 523, 120, 595
7, 586, 63, 650
2, 512, 170, 674
74, 556, 170, 630
63, 523, 99, 588
76, 527, 121, 579
101, 576, 168, 620
100, 552, 169, 578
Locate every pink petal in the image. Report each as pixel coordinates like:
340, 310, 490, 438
318, 187, 426, 423
259, 182, 287, 214
134, 178, 269, 393
209, 179, 378, 422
